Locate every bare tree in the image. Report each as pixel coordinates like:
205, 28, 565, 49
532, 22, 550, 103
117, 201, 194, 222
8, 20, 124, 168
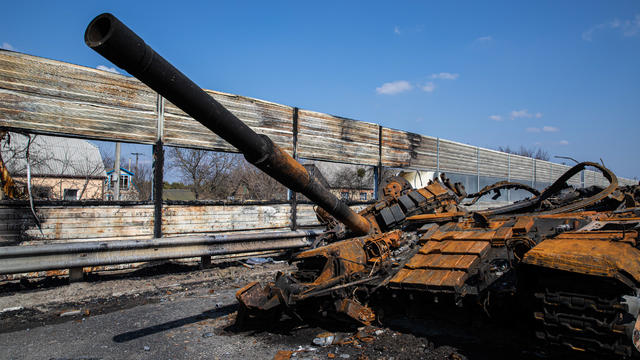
98, 144, 115, 170
497, 145, 550, 161
131, 162, 152, 200
167, 147, 234, 200
334, 167, 371, 190
226, 161, 287, 201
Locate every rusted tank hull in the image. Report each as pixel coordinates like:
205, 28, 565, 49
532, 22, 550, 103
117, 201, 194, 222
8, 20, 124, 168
237, 163, 640, 358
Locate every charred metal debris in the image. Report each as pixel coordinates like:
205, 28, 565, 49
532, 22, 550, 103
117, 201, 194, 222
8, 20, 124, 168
83, 13, 640, 358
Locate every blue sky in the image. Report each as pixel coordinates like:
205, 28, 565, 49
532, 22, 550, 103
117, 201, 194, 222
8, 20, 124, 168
1, 1, 639, 179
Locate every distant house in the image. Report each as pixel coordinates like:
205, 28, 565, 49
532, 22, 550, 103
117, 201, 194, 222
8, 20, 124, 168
104, 167, 139, 201
0, 134, 106, 200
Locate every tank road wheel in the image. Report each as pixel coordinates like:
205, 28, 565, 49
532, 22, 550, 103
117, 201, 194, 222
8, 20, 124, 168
524, 267, 640, 359
378, 176, 413, 199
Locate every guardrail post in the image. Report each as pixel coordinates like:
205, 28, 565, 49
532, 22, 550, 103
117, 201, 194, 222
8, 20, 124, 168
69, 267, 83, 282
200, 255, 211, 269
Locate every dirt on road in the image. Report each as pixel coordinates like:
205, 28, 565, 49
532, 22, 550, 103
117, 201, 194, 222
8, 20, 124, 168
0, 260, 544, 360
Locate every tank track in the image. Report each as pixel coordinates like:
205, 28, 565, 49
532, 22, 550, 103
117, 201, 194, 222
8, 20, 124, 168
531, 272, 637, 358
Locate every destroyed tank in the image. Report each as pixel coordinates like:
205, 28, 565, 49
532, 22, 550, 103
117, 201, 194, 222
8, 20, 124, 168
85, 13, 640, 358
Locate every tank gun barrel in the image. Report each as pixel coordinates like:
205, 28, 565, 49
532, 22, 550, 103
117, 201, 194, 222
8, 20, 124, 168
84, 13, 371, 236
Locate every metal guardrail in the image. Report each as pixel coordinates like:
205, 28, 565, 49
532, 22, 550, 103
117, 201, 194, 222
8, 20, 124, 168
0, 230, 321, 275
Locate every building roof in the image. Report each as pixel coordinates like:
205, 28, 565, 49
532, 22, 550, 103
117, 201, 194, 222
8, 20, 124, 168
1, 133, 106, 178
106, 168, 134, 176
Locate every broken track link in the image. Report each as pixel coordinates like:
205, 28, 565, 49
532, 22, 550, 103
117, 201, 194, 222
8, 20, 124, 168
530, 270, 638, 358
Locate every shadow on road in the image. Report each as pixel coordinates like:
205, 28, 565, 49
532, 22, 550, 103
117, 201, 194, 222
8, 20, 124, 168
112, 303, 237, 343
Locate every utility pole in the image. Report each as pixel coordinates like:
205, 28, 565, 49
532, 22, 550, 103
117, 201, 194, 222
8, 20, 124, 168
131, 152, 144, 171
114, 143, 121, 200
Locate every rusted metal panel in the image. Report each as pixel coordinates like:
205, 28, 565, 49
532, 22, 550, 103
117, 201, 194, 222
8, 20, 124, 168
478, 148, 509, 178
438, 139, 477, 174
161, 204, 293, 236
419, 240, 489, 256
380, 128, 437, 169
0, 50, 157, 143
406, 253, 478, 270
297, 110, 379, 165
389, 268, 467, 288
163, 90, 294, 153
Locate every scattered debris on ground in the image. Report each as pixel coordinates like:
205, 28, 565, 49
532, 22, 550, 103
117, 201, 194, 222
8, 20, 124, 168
0, 259, 292, 333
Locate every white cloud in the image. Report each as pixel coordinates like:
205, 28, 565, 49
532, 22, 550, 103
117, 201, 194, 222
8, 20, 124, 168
421, 82, 436, 92
96, 65, 120, 74
394, 26, 401, 35
535, 112, 543, 118
526, 127, 541, 133
510, 109, 534, 119
489, 115, 503, 121
475, 35, 493, 42
430, 72, 459, 80
1, 42, 16, 51
583, 14, 640, 41
376, 80, 412, 95
542, 126, 558, 132
559, 140, 569, 145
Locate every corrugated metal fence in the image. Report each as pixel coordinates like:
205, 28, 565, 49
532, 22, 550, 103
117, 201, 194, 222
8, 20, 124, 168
1, 50, 632, 188
0, 50, 635, 277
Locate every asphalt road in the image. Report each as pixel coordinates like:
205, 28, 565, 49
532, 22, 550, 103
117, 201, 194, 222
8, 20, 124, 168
0, 287, 288, 360
0, 262, 538, 360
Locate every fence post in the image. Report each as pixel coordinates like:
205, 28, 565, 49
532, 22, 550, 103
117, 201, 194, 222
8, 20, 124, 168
153, 94, 164, 239
290, 107, 299, 230
507, 154, 511, 202
436, 137, 440, 177
476, 147, 480, 193
531, 158, 535, 187
374, 125, 383, 200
